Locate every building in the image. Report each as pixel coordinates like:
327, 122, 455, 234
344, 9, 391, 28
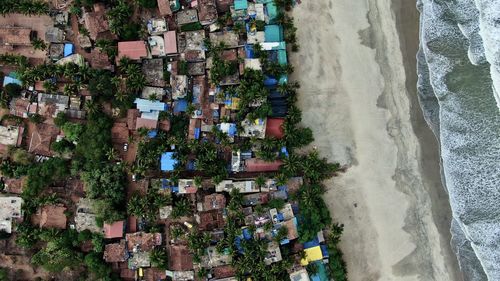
196, 210, 225, 231
0, 196, 23, 234
33, 205, 67, 229
264, 241, 282, 265
147, 18, 167, 35
75, 198, 101, 233
83, 3, 113, 40
104, 240, 129, 263
177, 179, 199, 194
265, 117, 285, 139
88, 49, 113, 70
38, 93, 69, 118
201, 246, 232, 268
239, 118, 266, 138
49, 43, 64, 60
245, 158, 282, 172
242, 192, 269, 206
142, 58, 165, 87
117, 41, 148, 63
169, 244, 194, 271
164, 30, 178, 55
197, 0, 218, 25
134, 98, 168, 130
178, 31, 206, 61
0, 27, 32, 47
209, 31, 239, 48
197, 194, 226, 211
157, 0, 173, 16
45, 27, 65, 43
111, 122, 129, 144
125, 232, 162, 252
148, 35, 166, 56
289, 269, 311, 281
216, 180, 259, 193
28, 123, 60, 156
3, 177, 26, 194
176, 9, 199, 26
161, 152, 177, 171
103, 220, 125, 239
0, 125, 22, 146
141, 86, 164, 100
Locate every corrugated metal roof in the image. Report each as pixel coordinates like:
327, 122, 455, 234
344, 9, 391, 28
164, 31, 178, 54
161, 152, 177, 171
134, 98, 167, 112
117, 41, 148, 61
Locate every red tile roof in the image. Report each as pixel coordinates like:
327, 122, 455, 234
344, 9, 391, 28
104, 241, 128, 263
245, 159, 283, 172
265, 118, 285, 139
127, 109, 140, 130
103, 220, 124, 239
117, 41, 148, 62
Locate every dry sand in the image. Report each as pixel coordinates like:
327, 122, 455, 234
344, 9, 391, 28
290, 0, 463, 280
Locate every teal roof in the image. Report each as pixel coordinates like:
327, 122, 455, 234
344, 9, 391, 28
310, 261, 328, 281
267, 2, 278, 21
265, 25, 283, 42
278, 49, 287, 65
256, 0, 273, 3
234, 0, 248, 10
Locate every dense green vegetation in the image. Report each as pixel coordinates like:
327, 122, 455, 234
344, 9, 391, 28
0, 0, 49, 15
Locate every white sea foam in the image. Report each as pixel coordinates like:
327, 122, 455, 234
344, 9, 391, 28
417, 0, 500, 280
475, 0, 500, 109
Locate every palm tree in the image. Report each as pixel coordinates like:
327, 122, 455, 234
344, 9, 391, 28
106, 147, 118, 160
282, 153, 301, 176
31, 38, 46, 51
84, 100, 100, 116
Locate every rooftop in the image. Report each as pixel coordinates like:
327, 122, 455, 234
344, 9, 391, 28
117, 41, 148, 62
125, 232, 162, 252
0, 196, 23, 234
0, 26, 32, 46
103, 220, 125, 239
34, 204, 67, 229
197, 0, 218, 25
169, 244, 194, 271
104, 240, 128, 263
176, 9, 199, 26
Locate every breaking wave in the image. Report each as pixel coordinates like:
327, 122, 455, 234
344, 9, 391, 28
416, 0, 500, 280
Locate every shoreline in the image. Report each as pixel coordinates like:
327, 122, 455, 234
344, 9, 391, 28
390, 0, 464, 280
290, 0, 462, 279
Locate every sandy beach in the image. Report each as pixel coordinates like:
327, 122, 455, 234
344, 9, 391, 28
290, 0, 463, 280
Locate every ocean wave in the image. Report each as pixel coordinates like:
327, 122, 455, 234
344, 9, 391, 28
417, 0, 500, 280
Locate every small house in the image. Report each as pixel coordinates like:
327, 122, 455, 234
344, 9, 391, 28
104, 240, 129, 263
103, 220, 125, 239
0, 27, 32, 47
33, 204, 68, 229
0, 196, 23, 234
117, 41, 148, 63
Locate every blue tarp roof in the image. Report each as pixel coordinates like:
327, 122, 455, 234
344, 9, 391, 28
245, 44, 255, 58
242, 228, 252, 240
194, 128, 201, 140
234, 0, 248, 10
321, 244, 329, 257
174, 99, 188, 113
160, 152, 177, 171
135, 98, 167, 112
147, 130, 158, 138
3, 76, 22, 87
64, 43, 74, 57
264, 76, 278, 86
265, 25, 283, 42
303, 237, 320, 249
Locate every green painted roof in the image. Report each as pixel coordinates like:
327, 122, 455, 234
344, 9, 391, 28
278, 49, 288, 65
310, 261, 329, 281
267, 2, 278, 21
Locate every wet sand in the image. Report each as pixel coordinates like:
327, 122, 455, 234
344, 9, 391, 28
290, 0, 463, 280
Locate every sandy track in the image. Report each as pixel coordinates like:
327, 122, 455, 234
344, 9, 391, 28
290, 0, 462, 280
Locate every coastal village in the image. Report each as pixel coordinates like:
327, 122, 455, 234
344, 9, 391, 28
0, 0, 347, 280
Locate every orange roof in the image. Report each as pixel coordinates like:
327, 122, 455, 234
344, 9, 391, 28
245, 159, 283, 172
117, 41, 148, 62
265, 118, 285, 139
164, 31, 178, 54
103, 220, 124, 239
